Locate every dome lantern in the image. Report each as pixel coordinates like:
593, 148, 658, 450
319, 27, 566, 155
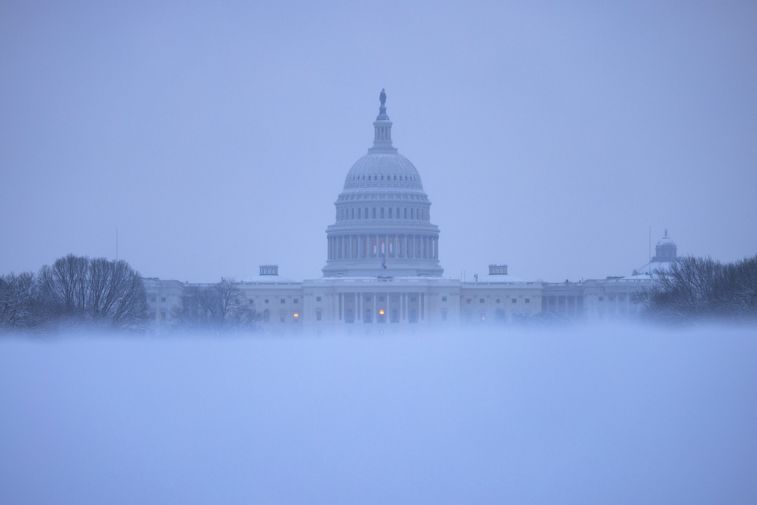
370, 88, 396, 154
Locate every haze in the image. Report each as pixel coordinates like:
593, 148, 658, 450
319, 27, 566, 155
2, 0, 756, 282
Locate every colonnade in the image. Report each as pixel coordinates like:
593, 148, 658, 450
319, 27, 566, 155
327, 234, 439, 261
336, 292, 425, 324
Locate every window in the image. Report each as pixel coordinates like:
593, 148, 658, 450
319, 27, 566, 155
293, 298, 299, 304
441, 296, 447, 302
316, 310, 322, 321
264, 299, 269, 304
480, 298, 485, 304
280, 298, 285, 304
388, 208, 393, 218
496, 298, 500, 303
466, 298, 472, 304
525, 298, 530, 304
380, 208, 385, 218
161, 297, 166, 302
512, 298, 517, 304
316, 296, 322, 302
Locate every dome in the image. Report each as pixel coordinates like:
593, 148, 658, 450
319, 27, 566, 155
652, 229, 677, 262
323, 89, 443, 278
343, 152, 424, 191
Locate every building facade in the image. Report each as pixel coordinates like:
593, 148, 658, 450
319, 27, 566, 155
144, 91, 678, 329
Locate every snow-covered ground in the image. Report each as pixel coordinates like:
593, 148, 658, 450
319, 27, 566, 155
1, 324, 756, 504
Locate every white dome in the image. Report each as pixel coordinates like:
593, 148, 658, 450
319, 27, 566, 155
323, 90, 443, 278
344, 152, 424, 191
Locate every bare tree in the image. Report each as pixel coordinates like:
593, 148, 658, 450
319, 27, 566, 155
646, 255, 757, 320
176, 279, 256, 329
0, 272, 41, 328
38, 255, 147, 327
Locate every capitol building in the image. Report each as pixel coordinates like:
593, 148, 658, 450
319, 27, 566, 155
144, 91, 678, 329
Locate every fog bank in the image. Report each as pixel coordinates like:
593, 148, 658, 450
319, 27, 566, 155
1, 324, 756, 504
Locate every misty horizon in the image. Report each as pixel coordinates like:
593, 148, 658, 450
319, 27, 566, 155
2, 1, 756, 283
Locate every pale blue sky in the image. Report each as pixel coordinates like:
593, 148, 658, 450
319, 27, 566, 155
1, 0, 756, 282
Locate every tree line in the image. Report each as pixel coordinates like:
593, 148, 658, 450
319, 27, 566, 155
173, 278, 259, 328
646, 255, 757, 320
0, 254, 147, 330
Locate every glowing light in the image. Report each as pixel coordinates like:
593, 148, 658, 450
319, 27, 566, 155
378, 308, 385, 316
293, 312, 300, 319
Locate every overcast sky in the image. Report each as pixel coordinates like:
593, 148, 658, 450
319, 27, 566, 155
1, 0, 756, 282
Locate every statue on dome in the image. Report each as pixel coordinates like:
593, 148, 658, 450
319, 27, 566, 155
379, 88, 386, 107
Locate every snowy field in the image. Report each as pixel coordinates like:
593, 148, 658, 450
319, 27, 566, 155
1, 324, 756, 505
